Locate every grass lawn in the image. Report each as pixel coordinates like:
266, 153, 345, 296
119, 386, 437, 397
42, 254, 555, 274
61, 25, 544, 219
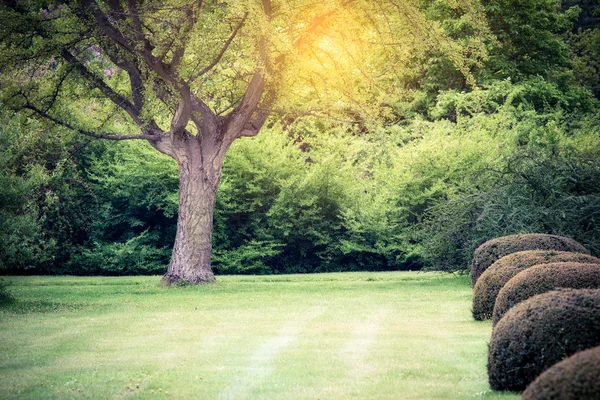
0, 272, 519, 399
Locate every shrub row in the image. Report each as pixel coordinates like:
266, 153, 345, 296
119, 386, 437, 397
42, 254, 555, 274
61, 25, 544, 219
492, 262, 600, 325
521, 345, 600, 400
471, 250, 600, 320
470, 234, 600, 396
488, 289, 600, 391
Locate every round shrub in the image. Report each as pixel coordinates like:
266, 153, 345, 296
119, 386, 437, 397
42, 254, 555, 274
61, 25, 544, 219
488, 289, 600, 391
471, 250, 600, 320
470, 234, 589, 285
521, 345, 600, 400
492, 262, 600, 325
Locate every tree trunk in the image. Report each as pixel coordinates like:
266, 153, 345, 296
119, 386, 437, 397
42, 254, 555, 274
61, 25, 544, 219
161, 138, 225, 285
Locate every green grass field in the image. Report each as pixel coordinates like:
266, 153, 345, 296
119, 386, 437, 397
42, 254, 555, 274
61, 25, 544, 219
0, 272, 519, 399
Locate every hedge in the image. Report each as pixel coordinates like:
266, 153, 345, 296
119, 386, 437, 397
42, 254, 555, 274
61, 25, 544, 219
521, 345, 600, 400
487, 289, 600, 391
470, 234, 589, 285
492, 262, 600, 325
471, 250, 600, 320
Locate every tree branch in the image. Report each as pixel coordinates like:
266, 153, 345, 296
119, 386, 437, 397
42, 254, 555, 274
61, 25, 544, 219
169, 4, 196, 69
126, 0, 154, 54
42, 63, 76, 113
188, 13, 247, 84
122, 1, 198, 135
225, 67, 266, 135
60, 48, 143, 126
87, 0, 219, 138
23, 102, 159, 142
103, 47, 145, 113
83, 0, 137, 54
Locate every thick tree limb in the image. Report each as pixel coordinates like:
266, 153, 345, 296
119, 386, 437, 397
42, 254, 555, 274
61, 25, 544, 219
23, 97, 175, 156
105, 0, 126, 17
239, 109, 270, 137
125, 64, 144, 113
101, 43, 145, 113
220, 0, 278, 138
190, 96, 219, 139
86, 0, 220, 139
123, 1, 197, 135
85, 0, 201, 137
225, 69, 266, 136
170, 88, 192, 135
126, 0, 153, 54
83, 0, 137, 54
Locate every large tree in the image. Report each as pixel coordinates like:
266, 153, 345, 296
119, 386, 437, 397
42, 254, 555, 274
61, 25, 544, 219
0, 0, 487, 284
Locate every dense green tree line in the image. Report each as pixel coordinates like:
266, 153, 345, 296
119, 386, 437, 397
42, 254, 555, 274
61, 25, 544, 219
1, 0, 599, 275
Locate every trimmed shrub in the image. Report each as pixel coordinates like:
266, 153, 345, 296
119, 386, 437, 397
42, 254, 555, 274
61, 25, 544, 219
492, 262, 600, 325
488, 289, 600, 391
470, 234, 589, 285
521, 345, 600, 400
472, 251, 600, 320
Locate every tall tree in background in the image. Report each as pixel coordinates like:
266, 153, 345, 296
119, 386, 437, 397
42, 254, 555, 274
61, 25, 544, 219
0, 0, 487, 284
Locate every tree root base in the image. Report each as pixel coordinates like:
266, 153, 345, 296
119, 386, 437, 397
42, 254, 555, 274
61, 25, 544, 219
161, 272, 216, 286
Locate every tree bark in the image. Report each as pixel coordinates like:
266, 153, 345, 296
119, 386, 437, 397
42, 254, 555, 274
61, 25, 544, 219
161, 134, 228, 285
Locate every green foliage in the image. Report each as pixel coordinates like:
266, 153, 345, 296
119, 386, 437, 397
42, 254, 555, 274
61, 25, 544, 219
0, 110, 95, 272
480, 0, 579, 80
213, 123, 412, 274
415, 82, 600, 272
0, 114, 52, 270
3, 75, 599, 276
66, 140, 178, 275
570, 26, 600, 98
0, 112, 175, 276
68, 231, 171, 275
0, 0, 598, 277
407, 0, 582, 107
212, 127, 304, 274
430, 78, 597, 120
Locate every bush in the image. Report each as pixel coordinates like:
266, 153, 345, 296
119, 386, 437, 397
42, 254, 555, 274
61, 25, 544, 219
0, 112, 97, 273
472, 250, 600, 320
470, 234, 589, 285
492, 262, 600, 325
488, 289, 600, 391
521, 345, 600, 400
419, 116, 600, 274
